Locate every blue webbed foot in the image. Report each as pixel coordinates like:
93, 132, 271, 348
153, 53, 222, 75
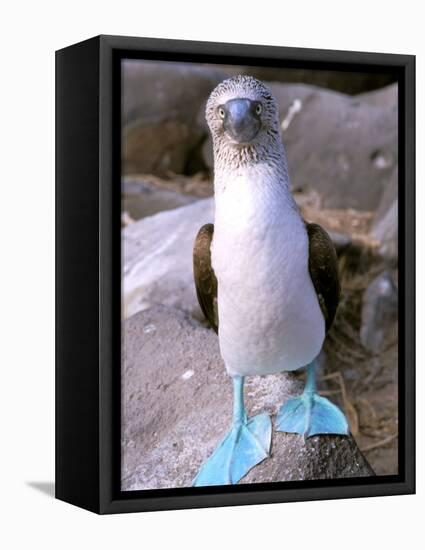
276, 360, 349, 438
193, 412, 272, 486
276, 392, 348, 437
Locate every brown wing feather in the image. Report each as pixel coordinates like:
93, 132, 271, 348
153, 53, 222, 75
306, 222, 340, 332
193, 224, 218, 333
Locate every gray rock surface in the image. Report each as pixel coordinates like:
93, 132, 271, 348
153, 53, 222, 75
121, 306, 374, 490
201, 82, 397, 211
372, 198, 398, 264
371, 166, 398, 264
242, 68, 396, 95
122, 198, 214, 320
122, 60, 227, 175
360, 272, 398, 353
374, 167, 398, 221
357, 83, 398, 108
122, 177, 198, 221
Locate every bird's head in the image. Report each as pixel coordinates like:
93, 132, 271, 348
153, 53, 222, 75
206, 75, 281, 153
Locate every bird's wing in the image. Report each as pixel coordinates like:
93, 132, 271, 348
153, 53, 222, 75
193, 223, 218, 333
306, 222, 340, 332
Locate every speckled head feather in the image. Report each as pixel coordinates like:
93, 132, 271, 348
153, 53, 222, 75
206, 75, 285, 171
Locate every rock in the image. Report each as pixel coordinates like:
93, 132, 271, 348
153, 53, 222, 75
273, 82, 397, 211
372, 198, 398, 264
360, 272, 398, 353
122, 60, 227, 175
121, 306, 374, 490
357, 83, 398, 109
240, 67, 396, 96
202, 83, 398, 211
370, 163, 398, 264
122, 198, 214, 320
374, 167, 398, 221
122, 177, 199, 221
122, 197, 354, 321
124, 120, 203, 176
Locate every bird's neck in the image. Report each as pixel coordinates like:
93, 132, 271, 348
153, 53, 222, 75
213, 136, 295, 206
213, 130, 291, 184
213, 131, 285, 169
213, 155, 298, 231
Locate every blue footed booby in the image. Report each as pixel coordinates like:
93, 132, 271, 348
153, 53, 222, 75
192, 76, 348, 487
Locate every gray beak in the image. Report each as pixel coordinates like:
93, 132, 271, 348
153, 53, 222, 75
222, 98, 261, 143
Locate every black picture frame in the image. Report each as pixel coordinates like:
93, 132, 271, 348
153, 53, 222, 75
56, 34, 415, 514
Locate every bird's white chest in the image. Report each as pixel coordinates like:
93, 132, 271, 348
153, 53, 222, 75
211, 170, 325, 377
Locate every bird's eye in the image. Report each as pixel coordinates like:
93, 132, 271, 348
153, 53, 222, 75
255, 104, 262, 115
218, 107, 225, 119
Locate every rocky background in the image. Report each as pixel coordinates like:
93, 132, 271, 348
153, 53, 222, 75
121, 60, 398, 490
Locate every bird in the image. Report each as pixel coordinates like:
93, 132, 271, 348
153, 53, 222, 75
192, 75, 348, 487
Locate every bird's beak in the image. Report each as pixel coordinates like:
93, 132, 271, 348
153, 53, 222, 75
222, 98, 261, 143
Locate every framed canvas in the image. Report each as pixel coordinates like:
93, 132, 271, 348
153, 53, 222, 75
56, 35, 415, 514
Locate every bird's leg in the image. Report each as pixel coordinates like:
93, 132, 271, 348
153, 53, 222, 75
232, 375, 247, 425
192, 376, 272, 487
276, 359, 349, 437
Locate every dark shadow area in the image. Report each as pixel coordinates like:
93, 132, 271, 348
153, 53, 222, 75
26, 481, 55, 498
